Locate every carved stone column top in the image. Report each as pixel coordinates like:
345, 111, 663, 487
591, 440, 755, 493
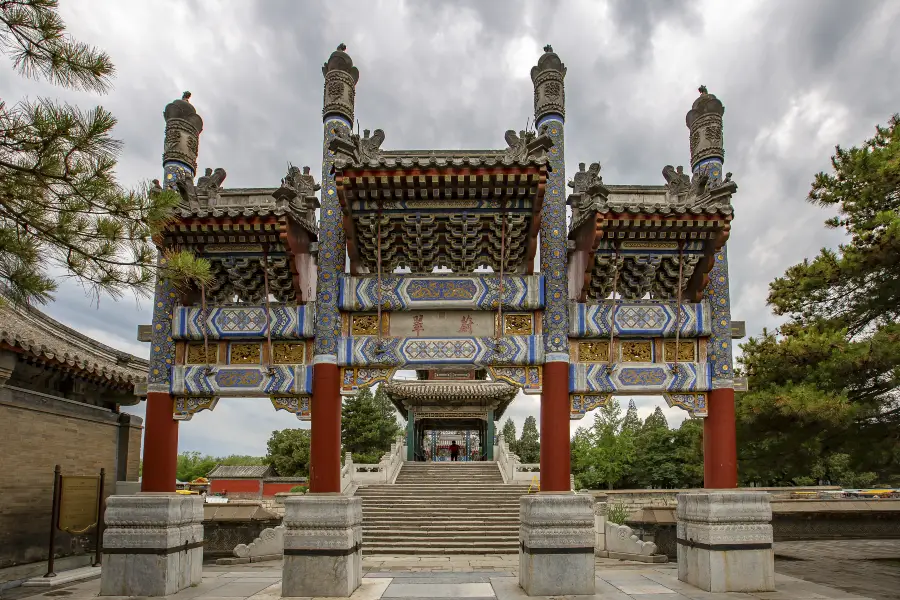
322, 43, 359, 123
163, 91, 203, 172
675, 490, 772, 523
685, 85, 725, 169
531, 44, 566, 120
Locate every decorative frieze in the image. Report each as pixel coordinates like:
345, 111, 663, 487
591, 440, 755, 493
620, 340, 653, 362
488, 366, 542, 394
185, 343, 217, 365
272, 342, 305, 364
341, 367, 396, 394
664, 393, 707, 417
172, 304, 316, 340
271, 396, 311, 420
569, 362, 710, 394
504, 313, 533, 335
229, 343, 261, 365
338, 335, 543, 368
173, 396, 218, 421
577, 340, 610, 362
570, 394, 612, 419
569, 301, 711, 338
172, 365, 313, 397
664, 340, 696, 362
340, 274, 544, 311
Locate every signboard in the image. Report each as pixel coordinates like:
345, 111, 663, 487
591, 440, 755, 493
390, 311, 495, 337
58, 476, 100, 533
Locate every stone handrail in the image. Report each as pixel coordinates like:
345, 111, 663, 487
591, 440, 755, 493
341, 436, 405, 493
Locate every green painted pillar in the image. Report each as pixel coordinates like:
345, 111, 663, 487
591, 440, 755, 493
486, 410, 495, 461
406, 410, 415, 461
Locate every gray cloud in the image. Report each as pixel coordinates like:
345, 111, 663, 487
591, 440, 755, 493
2, 0, 897, 455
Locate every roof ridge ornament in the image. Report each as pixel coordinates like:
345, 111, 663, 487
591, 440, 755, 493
502, 126, 553, 162
567, 162, 608, 230
330, 127, 386, 167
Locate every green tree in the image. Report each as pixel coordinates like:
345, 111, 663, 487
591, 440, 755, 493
176, 452, 265, 482
265, 428, 311, 477
590, 398, 634, 489
571, 426, 602, 490
0, 0, 208, 304
517, 415, 540, 463
642, 406, 669, 432
737, 115, 900, 486
501, 417, 517, 454
673, 418, 704, 488
341, 386, 401, 464
621, 399, 641, 437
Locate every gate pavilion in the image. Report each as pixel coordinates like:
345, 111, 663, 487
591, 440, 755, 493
139, 44, 741, 494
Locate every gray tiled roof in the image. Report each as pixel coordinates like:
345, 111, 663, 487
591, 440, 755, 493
207, 465, 272, 478
0, 288, 148, 388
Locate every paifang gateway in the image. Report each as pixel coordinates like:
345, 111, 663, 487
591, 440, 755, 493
140, 44, 742, 494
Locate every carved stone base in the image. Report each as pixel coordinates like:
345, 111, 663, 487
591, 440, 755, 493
99, 494, 203, 597
282, 494, 362, 598
519, 494, 595, 596
676, 491, 775, 593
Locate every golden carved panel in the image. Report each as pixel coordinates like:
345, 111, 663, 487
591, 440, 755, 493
621, 341, 652, 362
229, 343, 261, 364
578, 341, 610, 362
186, 343, 218, 364
664, 341, 696, 362
273, 342, 305, 364
504, 314, 533, 335
352, 314, 379, 335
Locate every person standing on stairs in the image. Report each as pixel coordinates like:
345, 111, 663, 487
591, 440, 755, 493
450, 440, 460, 461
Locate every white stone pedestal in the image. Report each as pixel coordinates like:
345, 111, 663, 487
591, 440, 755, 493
99, 493, 203, 597
676, 491, 775, 593
282, 494, 362, 598
519, 494, 595, 596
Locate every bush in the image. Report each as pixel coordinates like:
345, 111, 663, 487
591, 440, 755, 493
606, 502, 630, 525
289, 485, 307, 493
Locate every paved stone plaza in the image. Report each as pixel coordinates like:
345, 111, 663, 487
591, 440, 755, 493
11, 549, 891, 600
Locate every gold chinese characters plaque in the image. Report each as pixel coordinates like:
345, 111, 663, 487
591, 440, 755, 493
58, 476, 99, 533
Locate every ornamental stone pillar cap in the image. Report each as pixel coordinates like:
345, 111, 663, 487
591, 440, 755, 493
322, 42, 360, 83
531, 44, 567, 81
685, 85, 724, 128
163, 91, 203, 133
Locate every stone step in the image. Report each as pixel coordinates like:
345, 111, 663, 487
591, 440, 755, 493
359, 461, 521, 555
363, 522, 519, 532
365, 546, 518, 555
364, 531, 516, 539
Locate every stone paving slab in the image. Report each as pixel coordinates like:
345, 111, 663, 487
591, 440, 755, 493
7, 551, 883, 600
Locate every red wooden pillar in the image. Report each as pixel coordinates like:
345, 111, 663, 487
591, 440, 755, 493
309, 362, 341, 493
703, 387, 738, 488
540, 361, 571, 492
141, 392, 178, 492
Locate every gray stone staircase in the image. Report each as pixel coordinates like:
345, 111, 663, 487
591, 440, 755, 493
356, 462, 530, 554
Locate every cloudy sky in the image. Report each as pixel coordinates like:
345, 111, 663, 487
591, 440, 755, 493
3, 0, 897, 457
